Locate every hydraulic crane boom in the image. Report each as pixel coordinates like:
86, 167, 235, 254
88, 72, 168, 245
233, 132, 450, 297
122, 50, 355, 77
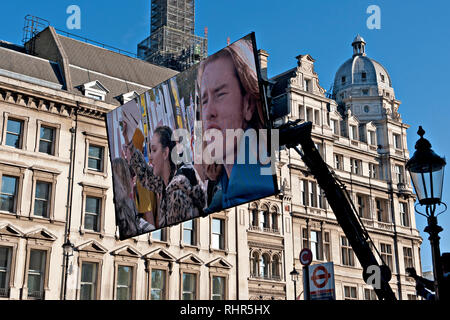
278, 120, 397, 301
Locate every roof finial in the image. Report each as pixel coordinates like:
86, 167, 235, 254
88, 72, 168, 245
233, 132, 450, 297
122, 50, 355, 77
417, 126, 425, 138
352, 34, 366, 57
415, 126, 432, 151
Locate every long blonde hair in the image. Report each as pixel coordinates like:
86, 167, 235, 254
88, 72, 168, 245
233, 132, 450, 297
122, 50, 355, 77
197, 38, 265, 131
196, 38, 266, 181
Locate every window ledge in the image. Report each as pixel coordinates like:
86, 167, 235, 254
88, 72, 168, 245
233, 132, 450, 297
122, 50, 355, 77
248, 275, 284, 283
209, 247, 228, 256
180, 243, 201, 252
339, 264, 359, 269
1, 145, 23, 152
80, 229, 105, 239
150, 239, 170, 247
0, 147, 70, 165
0, 210, 15, 215
0, 210, 19, 219
29, 215, 51, 223
85, 169, 108, 178
312, 259, 330, 264
29, 216, 65, 226
79, 181, 109, 190
37, 151, 57, 158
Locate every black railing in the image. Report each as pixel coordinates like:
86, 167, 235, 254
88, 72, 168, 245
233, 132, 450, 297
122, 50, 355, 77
54, 28, 138, 58
0, 287, 9, 298
250, 274, 283, 282
28, 290, 44, 300
248, 225, 280, 234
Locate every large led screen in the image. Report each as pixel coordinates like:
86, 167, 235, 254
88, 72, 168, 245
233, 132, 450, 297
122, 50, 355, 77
106, 33, 278, 240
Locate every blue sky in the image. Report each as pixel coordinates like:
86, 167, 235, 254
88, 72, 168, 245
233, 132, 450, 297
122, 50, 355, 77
1, 0, 450, 273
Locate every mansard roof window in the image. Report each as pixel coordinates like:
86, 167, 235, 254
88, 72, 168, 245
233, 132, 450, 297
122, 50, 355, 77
81, 80, 110, 102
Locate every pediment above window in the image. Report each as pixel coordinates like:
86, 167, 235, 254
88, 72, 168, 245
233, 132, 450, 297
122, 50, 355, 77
330, 110, 343, 120
346, 112, 360, 125
143, 248, 176, 262
177, 253, 204, 266
365, 121, 377, 131
110, 245, 141, 258
206, 257, 232, 269
76, 240, 107, 254
0, 224, 24, 237
25, 228, 56, 241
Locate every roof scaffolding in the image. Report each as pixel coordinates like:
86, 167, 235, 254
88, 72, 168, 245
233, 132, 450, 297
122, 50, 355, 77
138, 0, 207, 71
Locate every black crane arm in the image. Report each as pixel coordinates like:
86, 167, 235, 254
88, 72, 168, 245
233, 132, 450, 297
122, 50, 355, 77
278, 120, 397, 301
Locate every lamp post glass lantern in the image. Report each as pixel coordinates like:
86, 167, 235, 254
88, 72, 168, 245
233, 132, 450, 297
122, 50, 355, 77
62, 240, 74, 257
290, 267, 299, 281
406, 126, 447, 300
406, 126, 446, 207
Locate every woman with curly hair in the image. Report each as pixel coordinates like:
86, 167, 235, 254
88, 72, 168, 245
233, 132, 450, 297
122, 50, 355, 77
122, 123, 206, 229
111, 157, 142, 239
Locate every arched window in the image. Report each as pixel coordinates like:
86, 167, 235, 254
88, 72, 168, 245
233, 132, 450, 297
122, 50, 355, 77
271, 255, 280, 279
251, 251, 259, 277
271, 207, 278, 231
259, 205, 269, 230
260, 253, 270, 279
251, 208, 258, 227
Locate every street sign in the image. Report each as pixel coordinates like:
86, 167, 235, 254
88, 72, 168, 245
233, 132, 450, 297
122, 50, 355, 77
299, 248, 313, 266
308, 262, 336, 300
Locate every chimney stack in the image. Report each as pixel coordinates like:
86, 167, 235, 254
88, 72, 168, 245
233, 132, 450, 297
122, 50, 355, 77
258, 49, 269, 80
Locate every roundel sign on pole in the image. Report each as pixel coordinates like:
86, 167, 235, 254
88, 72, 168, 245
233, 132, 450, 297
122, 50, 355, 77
308, 262, 336, 300
299, 248, 313, 266
311, 265, 330, 288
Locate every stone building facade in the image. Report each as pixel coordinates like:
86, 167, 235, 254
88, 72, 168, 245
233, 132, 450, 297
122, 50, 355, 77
0, 28, 421, 300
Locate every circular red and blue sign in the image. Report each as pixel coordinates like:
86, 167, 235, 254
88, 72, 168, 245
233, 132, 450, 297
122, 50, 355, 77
299, 248, 313, 266
311, 265, 331, 288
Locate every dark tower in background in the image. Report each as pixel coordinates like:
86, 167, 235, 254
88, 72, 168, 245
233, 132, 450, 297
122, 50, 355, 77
137, 0, 207, 71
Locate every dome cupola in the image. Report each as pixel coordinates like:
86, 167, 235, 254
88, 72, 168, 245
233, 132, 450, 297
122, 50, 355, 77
352, 34, 366, 57
333, 35, 395, 103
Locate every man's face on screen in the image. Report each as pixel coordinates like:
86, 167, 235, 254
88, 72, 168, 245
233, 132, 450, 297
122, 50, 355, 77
201, 53, 251, 161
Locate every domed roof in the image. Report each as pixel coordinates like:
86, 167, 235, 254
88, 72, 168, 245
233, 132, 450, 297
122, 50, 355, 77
332, 36, 394, 99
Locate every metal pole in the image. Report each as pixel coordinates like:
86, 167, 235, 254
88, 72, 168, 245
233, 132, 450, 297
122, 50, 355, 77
63, 253, 69, 300
425, 214, 444, 300
293, 280, 297, 300
304, 266, 310, 300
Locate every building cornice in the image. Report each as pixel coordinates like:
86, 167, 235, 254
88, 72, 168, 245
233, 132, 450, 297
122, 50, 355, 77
288, 86, 334, 104
0, 76, 115, 119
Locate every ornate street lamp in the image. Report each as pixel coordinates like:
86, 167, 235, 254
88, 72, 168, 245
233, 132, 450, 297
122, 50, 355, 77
406, 126, 447, 300
290, 266, 299, 300
62, 239, 74, 300
62, 240, 74, 257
